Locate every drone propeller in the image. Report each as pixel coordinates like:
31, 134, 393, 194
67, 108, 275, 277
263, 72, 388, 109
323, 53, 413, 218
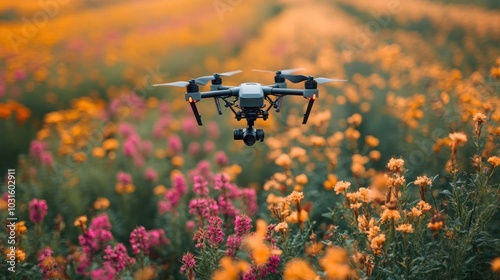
153, 70, 242, 87
281, 74, 347, 84
195, 70, 242, 85
252, 68, 305, 75
152, 81, 190, 87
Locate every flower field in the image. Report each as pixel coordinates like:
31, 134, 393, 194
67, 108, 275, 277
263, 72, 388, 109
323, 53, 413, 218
1, 0, 500, 279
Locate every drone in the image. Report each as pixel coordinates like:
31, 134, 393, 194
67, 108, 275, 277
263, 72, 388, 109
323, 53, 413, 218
153, 68, 346, 146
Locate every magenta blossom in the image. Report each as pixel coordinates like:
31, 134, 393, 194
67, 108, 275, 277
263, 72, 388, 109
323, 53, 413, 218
89, 213, 112, 231
90, 262, 116, 280
29, 198, 48, 223
206, 216, 224, 247
130, 226, 149, 255
147, 229, 169, 247
117, 171, 132, 185
215, 151, 228, 166
103, 243, 135, 272
144, 168, 158, 182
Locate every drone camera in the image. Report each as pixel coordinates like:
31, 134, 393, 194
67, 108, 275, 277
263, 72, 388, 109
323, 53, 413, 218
234, 127, 264, 146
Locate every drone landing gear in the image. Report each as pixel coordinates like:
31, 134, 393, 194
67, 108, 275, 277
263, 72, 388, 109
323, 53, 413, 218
188, 100, 203, 125
302, 96, 315, 124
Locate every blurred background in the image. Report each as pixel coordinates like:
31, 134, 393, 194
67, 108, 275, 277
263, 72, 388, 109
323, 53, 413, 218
1, 0, 500, 174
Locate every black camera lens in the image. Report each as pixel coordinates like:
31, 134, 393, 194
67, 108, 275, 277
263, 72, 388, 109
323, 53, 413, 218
243, 130, 257, 146
234, 128, 264, 146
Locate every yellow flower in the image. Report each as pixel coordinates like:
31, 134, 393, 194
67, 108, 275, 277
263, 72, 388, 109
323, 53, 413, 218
488, 156, 500, 167
93, 197, 110, 210
396, 224, 414, 233
305, 242, 324, 256
15, 249, 26, 262
333, 181, 351, 195
134, 266, 156, 280
283, 258, 318, 280
310, 136, 326, 147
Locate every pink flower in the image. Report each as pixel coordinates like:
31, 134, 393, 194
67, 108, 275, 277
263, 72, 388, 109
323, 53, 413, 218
215, 151, 228, 166
240, 188, 258, 216
206, 216, 224, 247
193, 175, 209, 196
188, 198, 219, 220
173, 173, 187, 195
130, 226, 149, 255
168, 135, 183, 154
117, 172, 132, 185
118, 123, 136, 138
225, 235, 241, 258
182, 118, 201, 136
90, 262, 116, 280
40, 152, 54, 167
29, 198, 48, 223
29, 140, 46, 158
147, 229, 169, 247
90, 213, 111, 231
103, 243, 135, 272
214, 173, 230, 191
180, 252, 196, 277
79, 228, 113, 255
206, 122, 220, 140
218, 195, 239, 218
141, 140, 153, 156
203, 141, 215, 153
153, 117, 169, 139
235, 214, 252, 236
144, 168, 158, 182
186, 220, 196, 232
188, 142, 201, 156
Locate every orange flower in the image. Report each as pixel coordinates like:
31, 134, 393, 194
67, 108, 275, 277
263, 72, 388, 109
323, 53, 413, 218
370, 234, 386, 256
93, 197, 110, 210
92, 147, 106, 158
171, 156, 184, 168
74, 216, 87, 227
448, 132, 468, 146
347, 113, 363, 127
102, 139, 119, 151
295, 174, 308, 185
488, 156, 500, 167
333, 181, 351, 195
275, 154, 292, 169
387, 158, 405, 172
428, 221, 443, 232
369, 150, 381, 161
134, 266, 156, 280
323, 174, 338, 190
16, 221, 27, 235
381, 208, 401, 223
212, 257, 250, 280
491, 257, 500, 273
319, 247, 352, 280
396, 223, 414, 233
414, 176, 432, 187
365, 135, 380, 147
153, 184, 167, 195
283, 258, 318, 280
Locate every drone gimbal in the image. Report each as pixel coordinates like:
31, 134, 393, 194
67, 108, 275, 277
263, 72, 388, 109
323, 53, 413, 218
153, 69, 346, 146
